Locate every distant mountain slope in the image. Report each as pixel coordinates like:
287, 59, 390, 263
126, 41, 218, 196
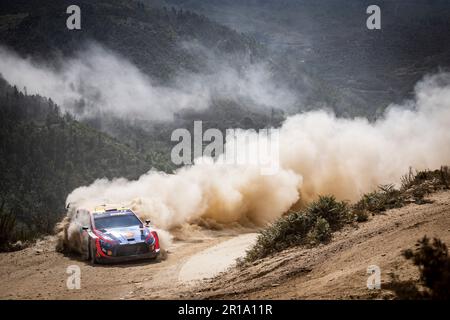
167, 0, 450, 115
0, 0, 263, 81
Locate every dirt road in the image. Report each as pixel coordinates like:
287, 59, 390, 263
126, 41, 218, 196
178, 233, 257, 283
0, 229, 256, 299
1, 190, 449, 300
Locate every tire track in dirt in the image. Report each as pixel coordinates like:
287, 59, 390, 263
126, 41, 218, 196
178, 233, 257, 283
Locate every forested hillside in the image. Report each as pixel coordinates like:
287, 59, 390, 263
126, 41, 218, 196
0, 77, 164, 250
168, 0, 450, 116
0, 0, 263, 81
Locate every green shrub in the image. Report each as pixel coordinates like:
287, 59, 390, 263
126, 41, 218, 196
401, 166, 450, 191
402, 236, 450, 300
439, 166, 449, 189
244, 196, 350, 262
355, 184, 404, 213
308, 195, 351, 231
0, 212, 16, 250
357, 166, 450, 214
355, 209, 369, 222
244, 211, 314, 262
307, 217, 332, 244
400, 167, 433, 191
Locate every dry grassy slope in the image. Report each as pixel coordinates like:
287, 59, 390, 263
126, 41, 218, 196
193, 190, 450, 299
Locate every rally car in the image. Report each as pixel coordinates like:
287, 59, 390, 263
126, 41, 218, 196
72, 206, 160, 264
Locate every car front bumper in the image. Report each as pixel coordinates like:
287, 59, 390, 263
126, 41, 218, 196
96, 242, 160, 263
96, 250, 159, 263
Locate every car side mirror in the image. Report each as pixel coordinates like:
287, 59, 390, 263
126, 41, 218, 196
145, 219, 151, 226
82, 226, 89, 231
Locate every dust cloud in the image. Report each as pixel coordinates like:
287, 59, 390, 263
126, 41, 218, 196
0, 44, 298, 120
65, 73, 450, 238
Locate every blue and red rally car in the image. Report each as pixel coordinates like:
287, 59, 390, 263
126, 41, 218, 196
74, 206, 160, 264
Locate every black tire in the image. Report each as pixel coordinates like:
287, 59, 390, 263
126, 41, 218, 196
89, 242, 97, 265
149, 255, 158, 261
155, 250, 165, 261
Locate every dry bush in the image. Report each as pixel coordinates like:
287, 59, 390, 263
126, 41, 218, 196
388, 237, 450, 300
244, 196, 349, 262
354, 184, 405, 213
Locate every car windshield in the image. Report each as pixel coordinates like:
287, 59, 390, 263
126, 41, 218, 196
94, 214, 142, 229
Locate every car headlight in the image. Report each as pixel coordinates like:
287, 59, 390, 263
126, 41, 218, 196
145, 234, 155, 245
100, 239, 113, 249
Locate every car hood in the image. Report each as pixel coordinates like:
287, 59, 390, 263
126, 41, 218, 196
99, 226, 147, 244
